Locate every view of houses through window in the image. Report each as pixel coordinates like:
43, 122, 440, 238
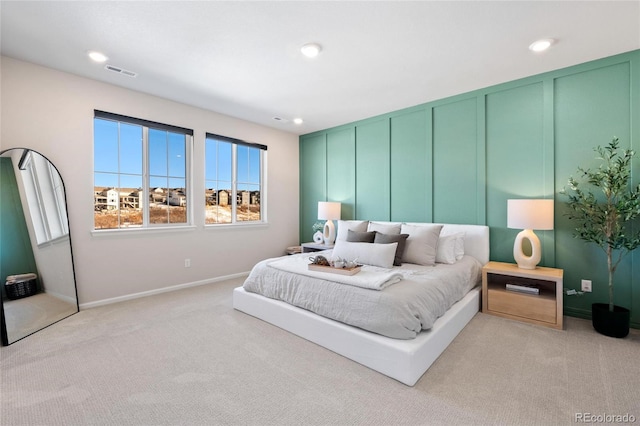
205, 134, 264, 224
93, 112, 192, 230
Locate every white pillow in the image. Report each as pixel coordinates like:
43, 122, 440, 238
332, 240, 398, 269
336, 220, 369, 241
436, 233, 464, 264
367, 221, 401, 235
454, 233, 465, 260
400, 224, 443, 266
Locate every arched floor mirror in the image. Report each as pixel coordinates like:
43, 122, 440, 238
0, 148, 78, 345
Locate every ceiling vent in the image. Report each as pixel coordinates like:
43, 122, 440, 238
273, 117, 289, 123
105, 64, 137, 78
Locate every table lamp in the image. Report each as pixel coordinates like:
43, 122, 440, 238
507, 199, 554, 269
318, 201, 341, 245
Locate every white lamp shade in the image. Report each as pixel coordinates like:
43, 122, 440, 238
318, 202, 341, 220
507, 199, 553, 269
318, 202, 340, 245
507, 199, 554, 230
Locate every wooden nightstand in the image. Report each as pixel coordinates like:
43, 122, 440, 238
301, 242, 334, 253
482, 261, 564, 330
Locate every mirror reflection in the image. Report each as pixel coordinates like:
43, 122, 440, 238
1, 148, 78, 345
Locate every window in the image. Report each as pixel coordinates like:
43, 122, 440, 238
19, 150, 69, 244
93, 111, 193, 230
205, 133, 266, 224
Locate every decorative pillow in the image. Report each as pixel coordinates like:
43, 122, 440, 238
374, 233, 409, 266
336, 220, 369, 241
332, 240, 398, 269
453, 232, 465, 260
347, 229, 377, 243
367, 221, 402, 235
436, 233, 459, 264
400, 224, 443, 266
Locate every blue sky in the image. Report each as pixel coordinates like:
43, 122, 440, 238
94, 118, 260, 192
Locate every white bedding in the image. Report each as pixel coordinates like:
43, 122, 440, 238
243, 251, 482, 340
268, 255, 402, 290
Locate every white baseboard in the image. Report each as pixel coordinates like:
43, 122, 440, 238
79, 272, 249, 310
45, 291, 77, 305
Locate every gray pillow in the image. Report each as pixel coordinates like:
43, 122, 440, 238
347, 229, 377, 243
400, 224, 443, 266
374, 233, 409, 266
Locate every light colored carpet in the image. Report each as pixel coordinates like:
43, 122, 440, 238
1, 277, 639, 426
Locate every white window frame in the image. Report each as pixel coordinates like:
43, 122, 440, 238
205, 133, 267, 226
19, 150, 69, 245
93, 110, 193, 231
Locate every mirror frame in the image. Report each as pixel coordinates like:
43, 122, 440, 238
0, 147, 79, 345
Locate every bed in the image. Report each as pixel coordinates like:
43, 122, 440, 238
233, 222, 490, 386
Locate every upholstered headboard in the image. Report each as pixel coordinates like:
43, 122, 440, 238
396, 222, 490, 265
437, 223, 490, 265
335, 220, 490, 266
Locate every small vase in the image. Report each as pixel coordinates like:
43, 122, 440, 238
592, 303, 630, 338
313, 231, 323, 244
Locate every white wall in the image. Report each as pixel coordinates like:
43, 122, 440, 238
0, 57, 300, 306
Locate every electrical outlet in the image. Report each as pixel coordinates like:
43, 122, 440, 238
184, 259, 191, 268
581, 279, 592, 292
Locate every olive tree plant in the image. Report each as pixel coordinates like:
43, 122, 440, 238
562, 137, 640, 312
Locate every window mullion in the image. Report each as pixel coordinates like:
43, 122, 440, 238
186, 134, 192, 225
260, 150, 266, 222
31, 160, 53, 240
142, 126, 150, 226
231, 143, 237, 223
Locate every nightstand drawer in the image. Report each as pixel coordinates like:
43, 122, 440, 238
487, 289, 556, 324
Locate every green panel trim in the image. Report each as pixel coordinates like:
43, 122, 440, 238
486, 82, 546, 263
327, 127, 356, 220
476, 96, 487, 225
554, 59, 633, 318
355, 118, 391, 221
631, 52, 640, 326
299, 134, 327, 243
564, 306, 640, 330
390, 108, 429, 222
426, 107, 434, 223
563, 306, 592, 320
542, 79, 556, 267
432, 98, 478, 224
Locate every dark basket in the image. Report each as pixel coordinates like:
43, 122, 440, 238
5, 279, 38, 300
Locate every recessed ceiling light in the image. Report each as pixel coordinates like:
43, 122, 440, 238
88, 51, 108, 63
301, 43, 322, 58
529, 39, 555, 53
293, 118, 304, 125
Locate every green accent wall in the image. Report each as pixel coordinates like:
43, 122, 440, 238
300, 49, 640, 328
0, 157, 39, 298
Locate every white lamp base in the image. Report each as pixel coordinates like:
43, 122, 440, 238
513, 228, 541, 270
323, 220, 336, 245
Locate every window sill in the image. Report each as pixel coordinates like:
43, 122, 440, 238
204, 221, 269, 230
91, 225, 197, 237
37, 234, 70, 249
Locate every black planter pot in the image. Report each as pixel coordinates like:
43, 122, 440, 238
592, 303, 630, 338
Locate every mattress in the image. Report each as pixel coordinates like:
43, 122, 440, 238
242, 251, 482, 339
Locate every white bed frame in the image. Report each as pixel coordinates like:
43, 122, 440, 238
233, 223, 490, 386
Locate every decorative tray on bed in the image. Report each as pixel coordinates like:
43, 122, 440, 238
308, 264, 362, 275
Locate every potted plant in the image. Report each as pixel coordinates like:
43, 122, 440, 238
562, 137, 640, 338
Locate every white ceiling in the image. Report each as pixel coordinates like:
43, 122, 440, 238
1, 1, 639, 135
